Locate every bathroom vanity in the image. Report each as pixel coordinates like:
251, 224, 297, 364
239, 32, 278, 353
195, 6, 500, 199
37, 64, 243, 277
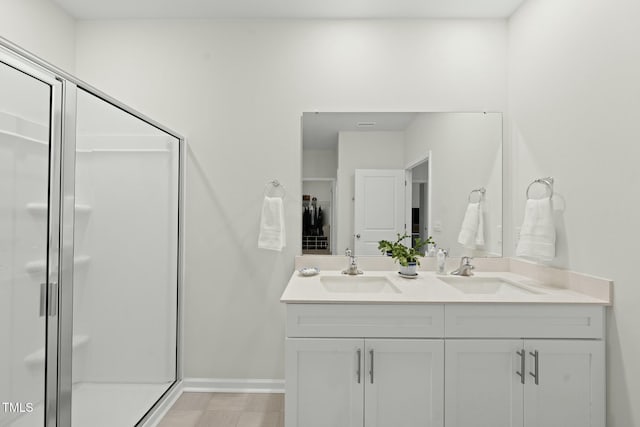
280, 257, 611, 427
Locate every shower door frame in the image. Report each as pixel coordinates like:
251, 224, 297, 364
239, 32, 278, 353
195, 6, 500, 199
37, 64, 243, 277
0, 36, 185, 427
0, 43, 64, 427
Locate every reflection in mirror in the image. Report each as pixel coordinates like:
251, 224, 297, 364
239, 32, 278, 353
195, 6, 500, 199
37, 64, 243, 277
301, 112, 502, 258
408, 157, 432, 256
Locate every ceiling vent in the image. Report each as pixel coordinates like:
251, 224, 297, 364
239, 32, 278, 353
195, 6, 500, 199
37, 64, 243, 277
356, 122, 376, 128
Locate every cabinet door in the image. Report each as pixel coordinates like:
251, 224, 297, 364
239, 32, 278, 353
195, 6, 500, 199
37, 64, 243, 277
285, 338, 364, 427
524, 340, 604, 427
364, 339, 444, 427
445, 340, 524, 427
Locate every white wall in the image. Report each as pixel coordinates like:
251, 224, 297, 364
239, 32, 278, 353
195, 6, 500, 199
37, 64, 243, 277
0, 0, 76, 72
302, 148, 337, 179
404, 113, 503, 256
74, 19, 508, 380
411, 183, 420, 208
508, 0, 640, 424
302, 182, 332, 203
336, 131, 405, 254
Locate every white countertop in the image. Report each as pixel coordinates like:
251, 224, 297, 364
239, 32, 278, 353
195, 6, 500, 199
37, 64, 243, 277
280, 270, 610, 305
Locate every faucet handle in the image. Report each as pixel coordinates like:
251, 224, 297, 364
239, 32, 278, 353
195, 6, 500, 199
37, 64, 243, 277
345, 248, 352, 257
461, 256, 473, 265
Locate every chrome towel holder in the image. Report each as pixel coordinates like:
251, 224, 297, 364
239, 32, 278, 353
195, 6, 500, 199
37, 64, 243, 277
526, 177, 554, 199
264, 179, 286, 198
468, 187, 486, 203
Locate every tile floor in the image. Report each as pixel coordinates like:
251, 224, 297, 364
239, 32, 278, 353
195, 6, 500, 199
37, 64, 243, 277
157, 392, 284, 427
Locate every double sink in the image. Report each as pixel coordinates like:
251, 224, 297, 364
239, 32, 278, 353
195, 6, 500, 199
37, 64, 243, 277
320, 274, 542, 296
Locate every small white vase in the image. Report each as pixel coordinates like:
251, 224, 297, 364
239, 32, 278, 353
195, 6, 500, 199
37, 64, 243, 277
399, 262, 417, 276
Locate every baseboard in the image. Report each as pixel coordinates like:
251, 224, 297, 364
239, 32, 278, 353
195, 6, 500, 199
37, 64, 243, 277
140, 380, 184, 427
182, 377, 285, 394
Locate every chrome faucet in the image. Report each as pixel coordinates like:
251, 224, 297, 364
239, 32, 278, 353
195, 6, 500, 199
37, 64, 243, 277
342, 249, 363, 275
451, 256, 475, 276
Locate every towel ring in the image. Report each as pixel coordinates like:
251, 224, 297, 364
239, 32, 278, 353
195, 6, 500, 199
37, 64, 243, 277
468, 188, 486, 203
264, 179, 286, 198
526, 177, 554, 200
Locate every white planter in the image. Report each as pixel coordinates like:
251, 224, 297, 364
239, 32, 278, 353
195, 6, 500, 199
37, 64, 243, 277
399, 263, 417, 276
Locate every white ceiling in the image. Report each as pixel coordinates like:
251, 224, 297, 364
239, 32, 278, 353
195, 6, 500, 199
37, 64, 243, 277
52, 0, 526, 20
302, 112, 418, 150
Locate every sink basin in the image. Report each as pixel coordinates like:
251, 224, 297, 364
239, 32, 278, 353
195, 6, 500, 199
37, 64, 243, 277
438, 276, 542, 295
320, 275, 401, 294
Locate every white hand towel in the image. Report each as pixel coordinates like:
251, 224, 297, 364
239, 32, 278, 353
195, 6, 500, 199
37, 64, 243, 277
458, 202, 485, 249
258, 196, 286, 251
516, 197, 555, 261
475, 203, 485, 247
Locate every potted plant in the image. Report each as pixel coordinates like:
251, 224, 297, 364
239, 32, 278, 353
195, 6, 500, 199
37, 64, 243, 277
378, 233, 434, 276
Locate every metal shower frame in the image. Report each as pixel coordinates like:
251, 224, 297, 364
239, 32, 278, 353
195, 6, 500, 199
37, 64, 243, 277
0, 36, 185, 427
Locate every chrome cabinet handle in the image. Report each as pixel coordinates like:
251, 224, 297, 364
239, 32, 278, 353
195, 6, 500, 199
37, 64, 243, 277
529, 350, 539, 385
516, 350, 525, 384
369, 349, 374, 384
356, 349, 361, 383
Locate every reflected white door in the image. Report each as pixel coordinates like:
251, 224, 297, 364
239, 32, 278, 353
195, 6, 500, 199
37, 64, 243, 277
354, 169, 405, 255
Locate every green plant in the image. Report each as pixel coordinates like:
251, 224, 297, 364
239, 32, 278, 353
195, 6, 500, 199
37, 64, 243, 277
378, 233, 435, 266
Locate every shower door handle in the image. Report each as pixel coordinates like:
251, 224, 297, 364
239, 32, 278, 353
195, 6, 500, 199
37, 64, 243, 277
39, 282, 58, 317
39, 283, 47, 317
49, 282, 58, 316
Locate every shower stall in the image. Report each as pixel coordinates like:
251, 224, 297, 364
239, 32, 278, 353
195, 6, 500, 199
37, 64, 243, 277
0, 38, 183, 427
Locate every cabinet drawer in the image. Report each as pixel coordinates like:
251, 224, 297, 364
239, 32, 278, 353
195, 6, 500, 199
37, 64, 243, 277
287, 304, 444, 338
445, 304, 604, 339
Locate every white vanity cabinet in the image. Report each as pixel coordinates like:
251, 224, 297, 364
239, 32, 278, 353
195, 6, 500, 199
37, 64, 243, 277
285, 338, 364, 427
444, 304, 605, 427
522, 340, 604, 427
284, 303, 605, 427
286, 338, 444, 427
444, 340, 524, 427
285, 304, 445, 427
363, 339, 444, 427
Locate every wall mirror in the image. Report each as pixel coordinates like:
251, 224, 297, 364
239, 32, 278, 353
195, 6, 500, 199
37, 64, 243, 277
301, 112, 503, 258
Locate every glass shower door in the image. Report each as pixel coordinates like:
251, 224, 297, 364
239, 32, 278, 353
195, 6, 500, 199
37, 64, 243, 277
2, 39, 182, 427
0, 55, 61, 427
71, 89, 179, 427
